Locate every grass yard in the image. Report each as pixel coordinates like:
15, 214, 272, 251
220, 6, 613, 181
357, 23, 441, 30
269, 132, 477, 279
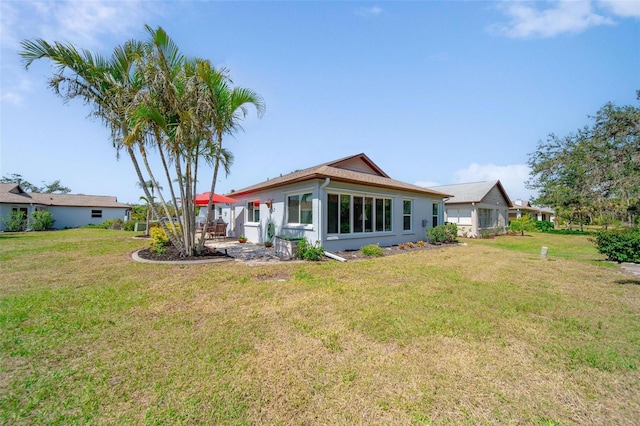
1, 229, 639, 424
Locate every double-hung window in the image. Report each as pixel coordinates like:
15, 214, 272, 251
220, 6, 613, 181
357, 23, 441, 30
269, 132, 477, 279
403, 200, 412, 231
287, 193, 312, 224
432, 203, 438, 227
247, 201, 260, 222
91, 209, 102, 218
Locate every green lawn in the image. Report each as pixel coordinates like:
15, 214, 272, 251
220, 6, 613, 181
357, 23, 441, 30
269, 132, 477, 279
1, 229, 639, 424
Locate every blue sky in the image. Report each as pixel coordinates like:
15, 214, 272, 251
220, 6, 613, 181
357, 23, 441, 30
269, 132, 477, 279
1, 0, 638, 204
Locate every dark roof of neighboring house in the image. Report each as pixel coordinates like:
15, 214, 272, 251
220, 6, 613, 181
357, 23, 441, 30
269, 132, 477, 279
430, 180, 513, 207
0, 183, 130, 208
228, 153, 452, 198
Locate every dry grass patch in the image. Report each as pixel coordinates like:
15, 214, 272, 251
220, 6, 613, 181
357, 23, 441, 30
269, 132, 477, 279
1, 230, 639, 424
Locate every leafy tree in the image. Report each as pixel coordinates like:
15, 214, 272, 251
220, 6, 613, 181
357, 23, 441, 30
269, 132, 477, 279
1, 174, 72, 193
0, 173, 39, 192
40, 180, 71, 194
527, 95, 640, 228
21, 25, 264, 257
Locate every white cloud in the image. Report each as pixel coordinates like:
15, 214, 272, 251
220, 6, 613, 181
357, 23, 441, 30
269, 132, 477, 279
1, 0, 156, 50
357, 6, 383, 17
490, 0, 614, 38
599, 0, 640, 18
453, 163, 534, 201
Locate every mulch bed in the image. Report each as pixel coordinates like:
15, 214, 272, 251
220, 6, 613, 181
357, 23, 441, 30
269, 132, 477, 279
331, 243, 446, 261
136, 245, 231, 262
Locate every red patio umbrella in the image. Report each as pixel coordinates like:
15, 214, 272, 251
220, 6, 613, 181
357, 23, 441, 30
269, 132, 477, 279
194, 192, 239, 206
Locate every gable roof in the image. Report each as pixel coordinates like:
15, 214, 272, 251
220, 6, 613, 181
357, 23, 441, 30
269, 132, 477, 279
229, 153, 451, 198
0, 183, 130, 208
430, 180, 513, 207
511, 200, 555, 214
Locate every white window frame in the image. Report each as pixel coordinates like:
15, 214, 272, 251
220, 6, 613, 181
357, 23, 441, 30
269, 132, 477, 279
247, 200, 260, 223
403, 199, 413, 231
286, 192, 313, 225
327, 192, 393, 235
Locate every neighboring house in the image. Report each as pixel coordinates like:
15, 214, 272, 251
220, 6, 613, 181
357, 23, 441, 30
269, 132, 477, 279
509, 200, 555, 223
223, 153, 451, 252
0, 183, 130, 231
430, 180, 512, 238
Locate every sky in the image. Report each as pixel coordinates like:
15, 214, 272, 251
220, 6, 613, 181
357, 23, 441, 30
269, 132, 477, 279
1, 0, 639, 204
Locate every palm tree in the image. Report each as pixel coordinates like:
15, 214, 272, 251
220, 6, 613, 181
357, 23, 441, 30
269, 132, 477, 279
19, 37, 181, 246
193, 59, 265, 251
21, 25, 265, 257
20, 30, 186, 253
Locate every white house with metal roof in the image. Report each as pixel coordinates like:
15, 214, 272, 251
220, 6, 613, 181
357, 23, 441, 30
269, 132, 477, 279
430, 180, 512, 238
0, 183, 130, 231
223, 153, 451, 252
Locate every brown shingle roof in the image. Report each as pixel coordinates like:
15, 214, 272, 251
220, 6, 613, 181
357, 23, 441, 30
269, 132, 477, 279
229, 153, 451, 198
0, 184, 130, 208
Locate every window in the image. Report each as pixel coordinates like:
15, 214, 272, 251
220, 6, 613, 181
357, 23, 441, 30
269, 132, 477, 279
327, 193, 391, 234
247, 201, 260, 222
287, 193, 312, 224
12, 207, 28, 218
91, 209, 102, 218
478, 208, 493, 228
403, 200, 412, 231
432, 203, 438, 227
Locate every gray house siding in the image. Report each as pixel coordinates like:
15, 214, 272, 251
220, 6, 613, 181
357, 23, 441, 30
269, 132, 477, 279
228, 179, 445, 252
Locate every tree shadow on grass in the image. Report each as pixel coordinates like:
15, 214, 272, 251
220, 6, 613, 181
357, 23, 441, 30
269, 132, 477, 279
616, 278, 640, 285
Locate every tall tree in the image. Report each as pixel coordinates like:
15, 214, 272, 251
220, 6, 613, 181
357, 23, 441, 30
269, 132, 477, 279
527, 96, 640, 227
21, 26, 264, 257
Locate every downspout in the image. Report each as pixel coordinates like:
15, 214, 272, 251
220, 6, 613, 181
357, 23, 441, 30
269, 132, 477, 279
318, 178, 330, 246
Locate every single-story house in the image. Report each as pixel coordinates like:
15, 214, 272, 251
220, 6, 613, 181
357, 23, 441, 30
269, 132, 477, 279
0, 183, 130, 231
508, 200, 555, 223
429, 180, 512, 238
222, 153, 451, 252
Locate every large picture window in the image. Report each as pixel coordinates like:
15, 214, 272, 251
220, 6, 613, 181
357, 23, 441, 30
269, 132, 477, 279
403, 200, 412, 231
287, 193, 312, 224
327, 193, 391, 234
247, 201, 260, 222
479, 208, 493, 228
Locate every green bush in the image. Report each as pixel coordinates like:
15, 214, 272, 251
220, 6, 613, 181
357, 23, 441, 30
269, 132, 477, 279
149, 225, 170, 254
509, 216, 537, 236
535, 220, 555, 232
592, 228, 640, 263
361, 244, 384, 257
27, 210, 54, 231
3, 210, 27, 231
122, 220, 136, 231
426, 223, 458, 244
295, 238, 325, 261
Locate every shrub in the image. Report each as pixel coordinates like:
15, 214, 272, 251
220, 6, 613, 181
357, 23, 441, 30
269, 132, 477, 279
3, 210, 27, 231
150, 225, 170, 254
426, 223, 458, 244
27, 210, 54, 231
592, 228, 640, 263
535, 220, 555, 232
509, 216, 537, 236
122, 220, 136, 231
361, 244, 384, 257
295, 238, 325, 261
